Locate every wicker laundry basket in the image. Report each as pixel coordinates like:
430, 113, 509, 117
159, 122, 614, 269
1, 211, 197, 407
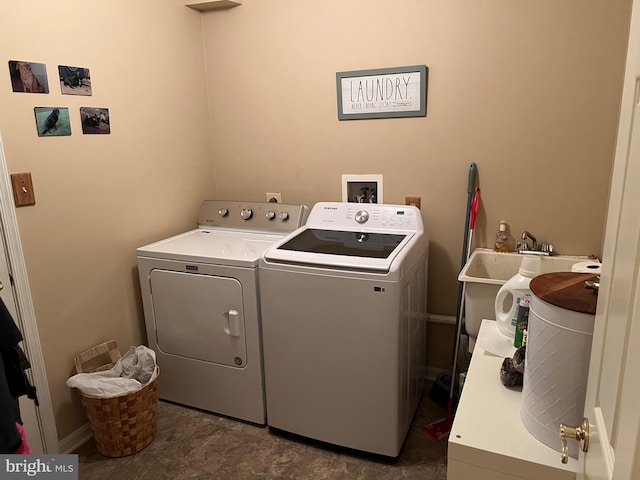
73, 340, 159, 457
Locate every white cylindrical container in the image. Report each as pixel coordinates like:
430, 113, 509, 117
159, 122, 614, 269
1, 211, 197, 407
520, 272, 597, 458
571, 261, 602, 274
494, 255, 541, 338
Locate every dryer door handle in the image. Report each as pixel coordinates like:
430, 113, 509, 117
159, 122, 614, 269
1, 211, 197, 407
224, 309, 240, 337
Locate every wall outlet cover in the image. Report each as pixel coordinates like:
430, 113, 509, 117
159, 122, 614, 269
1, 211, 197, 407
266, 192, 282, 203
405, 196, 421, 209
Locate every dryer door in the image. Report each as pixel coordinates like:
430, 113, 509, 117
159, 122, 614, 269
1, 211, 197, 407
149, 269, 247, 368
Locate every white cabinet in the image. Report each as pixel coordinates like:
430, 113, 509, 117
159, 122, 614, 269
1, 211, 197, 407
447, 320, 577, 480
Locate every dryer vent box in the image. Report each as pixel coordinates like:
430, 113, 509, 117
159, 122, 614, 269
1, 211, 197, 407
342, 174, 383, 204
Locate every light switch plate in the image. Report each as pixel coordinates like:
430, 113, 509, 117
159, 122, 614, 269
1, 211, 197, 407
10, 172, 36, 207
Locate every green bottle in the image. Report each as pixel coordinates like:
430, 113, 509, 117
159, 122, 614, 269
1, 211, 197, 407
514, 294, 531, 348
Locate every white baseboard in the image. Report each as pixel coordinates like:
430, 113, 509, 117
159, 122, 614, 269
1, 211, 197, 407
425, 366, 447, 382
59, 423, 92, 454
427, 313, 456, 325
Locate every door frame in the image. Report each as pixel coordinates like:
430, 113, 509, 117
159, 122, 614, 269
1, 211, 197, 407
578, 1, 640, 476
0, 132, 58, 453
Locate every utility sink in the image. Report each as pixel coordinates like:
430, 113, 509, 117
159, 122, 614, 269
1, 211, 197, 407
458, 248, 600, 351
459, 249, 591, 285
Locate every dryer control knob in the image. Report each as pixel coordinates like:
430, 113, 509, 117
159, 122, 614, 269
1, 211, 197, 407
355, 210, 369, 224
218, 208, 229, 217
266, 211, 276, 220
278, 211, 289, 221
240, 208, 253, 220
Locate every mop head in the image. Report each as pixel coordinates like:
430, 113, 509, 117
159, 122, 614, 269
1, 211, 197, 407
422, 386, 458, 440
423, 415, 452, 441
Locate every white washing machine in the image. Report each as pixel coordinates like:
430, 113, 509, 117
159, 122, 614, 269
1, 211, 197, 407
259, 202, 429, 456
137, 200, 308, 424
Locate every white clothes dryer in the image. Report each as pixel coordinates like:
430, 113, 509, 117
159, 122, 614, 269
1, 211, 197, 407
259, 202, 429, 456
137, 200, 307, 424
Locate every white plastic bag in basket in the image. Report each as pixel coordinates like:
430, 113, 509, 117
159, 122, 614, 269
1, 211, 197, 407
114, 345, 157, 385
66, 345, 158, 399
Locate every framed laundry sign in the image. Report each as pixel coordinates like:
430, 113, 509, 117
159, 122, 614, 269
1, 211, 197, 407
336, 65, 428, 120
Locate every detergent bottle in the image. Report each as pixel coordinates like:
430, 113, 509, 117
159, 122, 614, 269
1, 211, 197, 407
494, 221, 509, 252
495, 255, 541, 339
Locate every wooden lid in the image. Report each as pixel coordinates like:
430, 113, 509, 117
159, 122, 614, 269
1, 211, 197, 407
529, 272, 598, 315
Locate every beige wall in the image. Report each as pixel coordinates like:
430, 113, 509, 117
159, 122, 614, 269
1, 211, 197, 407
0, 2, 214, 439
202, 0, 630, 316
0, 0, 632, 445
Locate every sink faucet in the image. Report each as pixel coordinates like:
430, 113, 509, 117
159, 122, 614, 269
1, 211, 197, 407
517, 231, 553, 255
520, 231, 537, 251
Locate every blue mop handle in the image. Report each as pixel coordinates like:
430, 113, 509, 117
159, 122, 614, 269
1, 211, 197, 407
452, 163, 477, 363
460, 163, 477, 269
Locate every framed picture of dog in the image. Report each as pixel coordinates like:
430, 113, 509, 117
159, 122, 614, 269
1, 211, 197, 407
59, 65, 92, 95
8, 60, 49, 94
34, 107, 71, 137
80, 107, 110, 135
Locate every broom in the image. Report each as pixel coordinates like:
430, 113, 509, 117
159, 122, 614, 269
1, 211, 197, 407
424, 182, 479, 440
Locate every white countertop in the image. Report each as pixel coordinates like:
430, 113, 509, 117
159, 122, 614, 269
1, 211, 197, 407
447, 319, 577, 480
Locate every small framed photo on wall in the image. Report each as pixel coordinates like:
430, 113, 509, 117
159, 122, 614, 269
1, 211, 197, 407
59, 65, 92, 95
8, 60, 49, 94
34, 107, 71, 136
80, 107, 110, 134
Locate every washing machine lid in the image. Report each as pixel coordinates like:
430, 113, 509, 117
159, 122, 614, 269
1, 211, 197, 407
263, 202, 424, 272
137, 228, 283, 267
264, 227, 414, 272
280, 228, 407, 258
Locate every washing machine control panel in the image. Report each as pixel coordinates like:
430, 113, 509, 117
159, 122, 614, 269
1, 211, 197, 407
197, 200, 308, 233
305, 202, 421, 231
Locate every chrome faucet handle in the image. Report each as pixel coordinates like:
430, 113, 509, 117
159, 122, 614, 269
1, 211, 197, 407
541, 243, 554, 255
585, 275, 600, 291
520, 231, 538, 251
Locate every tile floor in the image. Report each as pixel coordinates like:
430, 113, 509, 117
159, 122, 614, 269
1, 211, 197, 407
75, 384, 449, 479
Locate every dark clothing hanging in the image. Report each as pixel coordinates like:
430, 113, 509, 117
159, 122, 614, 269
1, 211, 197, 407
0, 297, 38, 453
0, 297, 22, 346
0, 353, 21, 453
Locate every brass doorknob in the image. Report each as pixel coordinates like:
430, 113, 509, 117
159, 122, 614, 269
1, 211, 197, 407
560, 418, 589, 464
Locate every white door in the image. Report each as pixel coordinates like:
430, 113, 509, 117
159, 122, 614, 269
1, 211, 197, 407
579, 1, 640, 478
0, 222, 44, 453
0, 132, 57, 453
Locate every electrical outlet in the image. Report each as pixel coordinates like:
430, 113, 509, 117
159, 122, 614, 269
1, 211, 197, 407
266, 192, 282, 203
405, 196, 421, 209
11, 172, 36, 207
